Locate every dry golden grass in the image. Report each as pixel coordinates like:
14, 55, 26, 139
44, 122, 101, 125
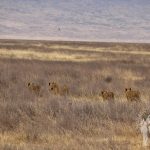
0, 48, 140, 62
0, 39, 150, 150
0, 121, 145, 150
0, 40, 150, 63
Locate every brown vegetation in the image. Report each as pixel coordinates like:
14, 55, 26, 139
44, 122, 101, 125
0, 39, 150, 149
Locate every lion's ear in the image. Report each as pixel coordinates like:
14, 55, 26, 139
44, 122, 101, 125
129, 88, 131, 91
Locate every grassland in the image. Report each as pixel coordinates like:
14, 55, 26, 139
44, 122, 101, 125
0, 39, 150, 150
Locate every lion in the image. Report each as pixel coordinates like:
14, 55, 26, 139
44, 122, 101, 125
49, 82, 60, 95
101, 90, 114, 101
28, 82, 41, 96
125, 88, 141, 101
49, 82, 69, 96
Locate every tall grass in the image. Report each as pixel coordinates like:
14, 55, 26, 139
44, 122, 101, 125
0, 40, 150, 149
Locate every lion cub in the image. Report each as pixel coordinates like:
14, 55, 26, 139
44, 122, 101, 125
28, 82, 41, 96
125, 88, 140, 101
101, 90, 115, 101
49, 82, 69, 96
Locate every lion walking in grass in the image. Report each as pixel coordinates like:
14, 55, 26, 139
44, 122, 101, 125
101, 90, 114, 101
28, 82, 41, 96
125, 88, 140, 101
49, 82, 69, 96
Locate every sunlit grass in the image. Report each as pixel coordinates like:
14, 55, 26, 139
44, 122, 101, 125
0, 122, 143, 150
0, 49, 119, 62
0, 49, 93, 62
45, 44, 150, 55
0, 42, 150, 63
0, 40, 149, 150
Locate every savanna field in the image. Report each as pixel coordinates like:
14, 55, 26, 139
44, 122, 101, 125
0, 39, 150, 150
